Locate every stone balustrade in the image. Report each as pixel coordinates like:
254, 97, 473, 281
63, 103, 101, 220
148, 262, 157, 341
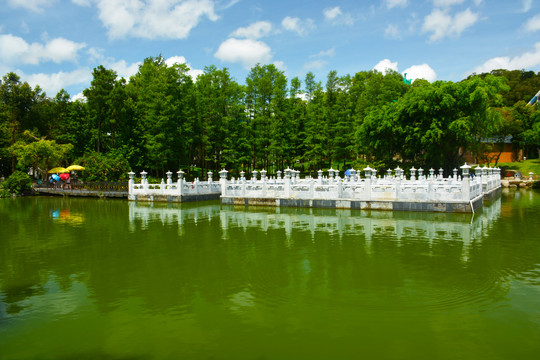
219, 164, 501, 213
128, 170, 221, 202
220, 164, 500, 202
127, 164, 501, 212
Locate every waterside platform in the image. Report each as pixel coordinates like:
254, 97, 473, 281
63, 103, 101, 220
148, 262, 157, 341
128, 170, 221, 203
218, 165, 501, 214
128, 165, 502, 213
35, 182, 128, 198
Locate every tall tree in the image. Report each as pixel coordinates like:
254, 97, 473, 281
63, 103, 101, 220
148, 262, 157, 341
83, 66, 118, 154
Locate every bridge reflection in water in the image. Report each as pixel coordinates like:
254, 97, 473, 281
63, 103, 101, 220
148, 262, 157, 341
128, 197, 501, 262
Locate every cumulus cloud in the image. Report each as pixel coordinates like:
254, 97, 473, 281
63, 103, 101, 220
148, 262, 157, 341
323, 6, 355, 26
385, 0, 408, 9
403, 64, 437, 82
282, 16, 315, 36
7, 0, 55, 12
164, 55, 204, 81
108, 59, 141, 80
214, 38, 272, 69
374, 59, 398, 74
96, 0, 219, 39
422, 8, 479, 41
525, 13, 540, 32
71, 92, 87, 102
0, 34, 86, 65
472, 42, 540, 74
25, 68, 92, 96
230, 21, 273, 39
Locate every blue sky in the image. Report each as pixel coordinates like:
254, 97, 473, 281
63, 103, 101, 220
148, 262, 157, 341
1, 0, 540, 99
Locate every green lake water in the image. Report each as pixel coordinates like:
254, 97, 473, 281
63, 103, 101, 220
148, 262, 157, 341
1, 190, 539, 359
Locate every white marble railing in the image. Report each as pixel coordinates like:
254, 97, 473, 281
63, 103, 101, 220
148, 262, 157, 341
219, 165, 500, 203
128, 170, 221, 198
128, 164, 501, 203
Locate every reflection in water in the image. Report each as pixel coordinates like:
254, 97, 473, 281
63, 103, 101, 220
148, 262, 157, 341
2, 194, 540, 359
52, 208, 85, 225
128, 198, 502, 262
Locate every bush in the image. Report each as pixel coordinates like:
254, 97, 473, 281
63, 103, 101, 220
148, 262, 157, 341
0, 171, 33, 195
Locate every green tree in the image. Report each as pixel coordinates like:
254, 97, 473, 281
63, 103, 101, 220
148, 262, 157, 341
195, 66, 247, 174
83, 65, 119, 154
9, 137, 73, 180
129, 56, 197, 176
245, 63, 288, 170
0, 73, 39, 173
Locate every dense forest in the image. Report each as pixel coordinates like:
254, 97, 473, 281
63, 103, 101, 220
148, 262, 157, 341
1, 56, 540, 182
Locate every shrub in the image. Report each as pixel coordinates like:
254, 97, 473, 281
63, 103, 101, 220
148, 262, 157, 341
0, 171, 33, 195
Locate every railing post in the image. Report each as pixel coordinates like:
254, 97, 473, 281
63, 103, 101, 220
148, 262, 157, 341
128, 172, 135, 195
219, 169, 228, 196
166, 171, 173, 189
240, 171, 246, 197
140, 170, 148, 190
177, 170, 184, 195
284, 168, 291, 197
364, 167, 372, 200
460, 163, 471, 201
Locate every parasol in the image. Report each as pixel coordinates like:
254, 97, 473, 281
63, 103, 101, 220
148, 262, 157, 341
66, 165, 85, 171
48, 167, 68, 173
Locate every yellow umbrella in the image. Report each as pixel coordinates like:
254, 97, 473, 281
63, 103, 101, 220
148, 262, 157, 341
48, 167, 68, 173
66, 165, 85, 171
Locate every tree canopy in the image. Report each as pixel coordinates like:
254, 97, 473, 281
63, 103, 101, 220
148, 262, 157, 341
1, 63, 539, 181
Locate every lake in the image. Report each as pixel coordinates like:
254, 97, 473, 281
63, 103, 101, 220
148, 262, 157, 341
1, 190, 539, 359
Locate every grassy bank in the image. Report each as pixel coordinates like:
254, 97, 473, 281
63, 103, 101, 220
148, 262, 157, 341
495, 159, 540, 178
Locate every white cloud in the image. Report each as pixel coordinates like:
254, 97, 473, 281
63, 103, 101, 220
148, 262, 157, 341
385, 24, 401, 39
25, 68, 92, 96
522, 0, 533, 13
403, 64, 437, 82
7, 0, 55, 12
71, 92, 87, 102
472, 42, 540, 74
374, 59, 398, 74
525, 13, 540, 32
108, 59, 141, 80
385, 0, 408, 10
273, 61, 287, 72
96, 0, 219, 39
230, 21, 273, 39
214, 38, 272, 69
281, 16, 315, 36
422, 8, 479, 41
323, 6, 355, 26
164, 56, 204, 81
0, 34, 86, 65
432, 0, 464, 7
310, 48, 335, 58
304, 59, 328, 70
